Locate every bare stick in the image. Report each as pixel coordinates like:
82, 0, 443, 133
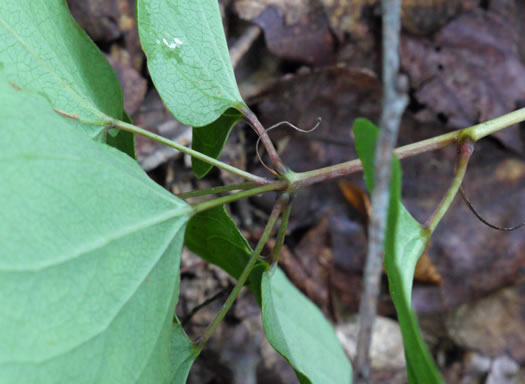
355, 1, 408, 382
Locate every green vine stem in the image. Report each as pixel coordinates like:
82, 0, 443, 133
195, 194, 286, 351
424, 138, 475, 233
177, 182, 258, 199
462, 107, 525, 141
111, 118, 271, 185
288, 107, 525, 189
191, 181, 287, 214
109, 107, 525, 200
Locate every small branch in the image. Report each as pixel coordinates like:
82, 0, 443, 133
425, 139, 474, 233
230, 25, 261, 68
242, 108, 288, 175
191, 181, 287, 215
355, 1, 408, 382
111, 118, 271, 185
196, 195, 286, 351
177, 182, 258, 199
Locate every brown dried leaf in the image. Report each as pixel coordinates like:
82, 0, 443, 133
233, 0, 334, 64
337, 180, 371, 221
401, 0, 462, 35
319, 0, 376, 43
413, 252, 442, 285
338, 179, 442, 285
401, 6, 525, 153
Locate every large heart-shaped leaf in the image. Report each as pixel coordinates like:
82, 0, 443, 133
185, 207, 352, 383
353, 118, 442, 383
0, 0, 133, 156
137, 0, 246, 128
0, 77, 196, 383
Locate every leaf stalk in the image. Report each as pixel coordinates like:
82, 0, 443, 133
195, 194, 285, 351
111, 118, 271, 185
424, 138, 475, 232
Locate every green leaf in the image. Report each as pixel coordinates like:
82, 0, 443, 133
353, 118, 442, 384
184, 206, 266, 302
137, 0, 246, 128
185, 207, 352, 383
0, 77, 196, 383
262, 269, 353, 384
192, 109, 243, 178
0, 0, 134, 155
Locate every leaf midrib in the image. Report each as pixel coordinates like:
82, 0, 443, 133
0, 220, 187, 366
0, 206, 190, 272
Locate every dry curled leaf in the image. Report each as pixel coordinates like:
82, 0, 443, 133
414, 252, 442, 285
337, 180, 371, 221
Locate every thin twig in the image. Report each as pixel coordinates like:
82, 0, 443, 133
111, 118, 271, 185
355, 1, 408, 382
181, 284, 233, 326
459, 187, 525, 231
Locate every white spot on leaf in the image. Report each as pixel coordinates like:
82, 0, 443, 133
162, 37, 184, 49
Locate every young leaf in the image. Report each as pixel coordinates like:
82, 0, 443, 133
137, 0, 247, 128
0, 0, 134, 156
185, 207, 352, 383
353, 118, 442, 383
262, 269, 353, 384
0, 78, 196, 383
192, 109, 243, 178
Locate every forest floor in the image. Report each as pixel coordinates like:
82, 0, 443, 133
69, 0, 525, 382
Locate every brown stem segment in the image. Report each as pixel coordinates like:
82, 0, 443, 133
242, 107, 288, 175
355, 1, 407, 382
